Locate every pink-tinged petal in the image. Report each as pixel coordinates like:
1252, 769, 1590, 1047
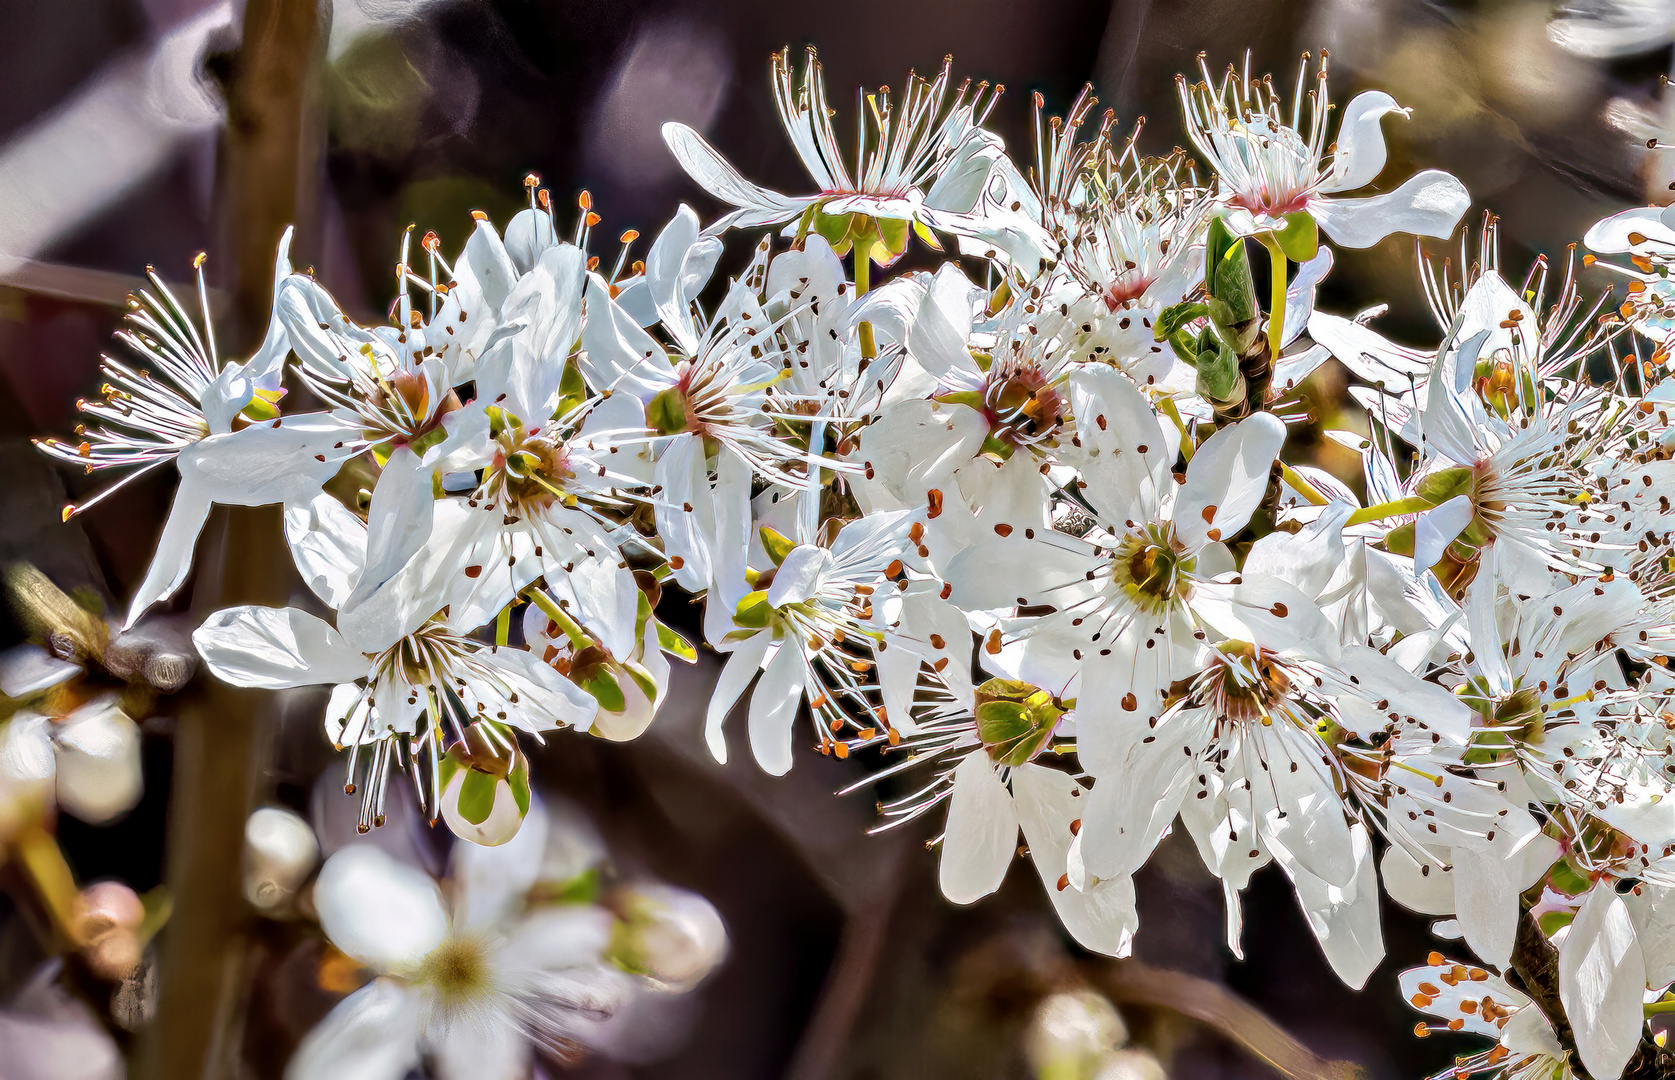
939, 750, 1018, 904
193, 606, 366, 690
1310, 169, 1470, 248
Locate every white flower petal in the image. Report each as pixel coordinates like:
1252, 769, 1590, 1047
313, 844, 448, 975
193, 606, 366, 690
747, 635, 804, 776
1560, 881, 1647, 1080
1414, 494, 1475, 570
1319, 91, 1408, 194
285, 493, 368, 609
1174, 412, 1287, 550
283, 978, 422, 1080
660, 122, 816, 229
1310, 169, 1470, 248
939, 750, 1018, 904
704, 633, 772, 765
1012, 763, 1138, 957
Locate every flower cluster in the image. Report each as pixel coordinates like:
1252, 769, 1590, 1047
42, 44, 1675, 1079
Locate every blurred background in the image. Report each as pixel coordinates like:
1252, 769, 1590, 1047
0, 0, 1665, 1077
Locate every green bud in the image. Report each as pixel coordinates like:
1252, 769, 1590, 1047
974, 678, 1062, 767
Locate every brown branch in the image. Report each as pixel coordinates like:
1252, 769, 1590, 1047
132, 3, 329, 1078
1085, 959, 1361, 1080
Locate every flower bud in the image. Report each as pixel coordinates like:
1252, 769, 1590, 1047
609, 882, 728, 991
52, 701, 142, 825
243, 806, 319, 914
975, 678, 1062, 767
75, 881, 145, 980
1023, 990, 1127, 1080
439, 725, 531, 847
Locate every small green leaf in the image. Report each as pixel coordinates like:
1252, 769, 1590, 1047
554, 360, 588, 419
733, 591, 773, 629
1154, 301, 1209, 341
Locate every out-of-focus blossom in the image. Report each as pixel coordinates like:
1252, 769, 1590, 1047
244, 806, 321, 914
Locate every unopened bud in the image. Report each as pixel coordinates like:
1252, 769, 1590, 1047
439, 727, 531, 846
608, 883, 728, 991
244, 806, 320, 914
1024, 990, 1127, 1080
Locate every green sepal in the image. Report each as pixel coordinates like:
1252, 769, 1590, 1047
508, 756, 531, 816
457, 769, 499, 826
624, 661, 660, 703
733, 591, 773, 629
548, 867, 602, 905
407, 423, 450, 458
1272, 211, 1318, 263
814, 210, 853, 255
978, 433, 1017, 461
584, 670, 626, 714
554, 360, 588, 420
1383, 521, 1416, 557
912, 219, 943, 250
656, 621, 697, 662
1547, 857, 1591, 898
1538, 909, 1575, 937
932, 389, 988, 412
1414, 466, 1474, 505
647, 387, 688, 435
872, 215, 910, 263
759, 527, 797, 567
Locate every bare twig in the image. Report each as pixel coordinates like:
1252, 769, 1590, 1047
1086, 958, 1361, 1080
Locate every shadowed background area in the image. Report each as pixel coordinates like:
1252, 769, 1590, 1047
0, 0, 1662, 1077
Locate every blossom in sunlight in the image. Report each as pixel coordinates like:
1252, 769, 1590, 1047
1179, 54, 1469, 248
661, 47, 1013, 264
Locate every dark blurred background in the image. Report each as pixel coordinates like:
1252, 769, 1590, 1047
0, 0, 1664, 1077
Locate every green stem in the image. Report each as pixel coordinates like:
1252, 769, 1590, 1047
526, 588, 591, 649
1279, 463, 1329, 507
1644, 1000, 1675, 1017
855, 249, 876, 360
1261, 235, 1287, 362
1157, 396, 1194, 463
792, 204, 818, 249
1343, 494, 1434, 527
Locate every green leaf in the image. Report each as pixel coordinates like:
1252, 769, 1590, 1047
457, 769, 499, 826
1272, 211, 1318, 263
1195, 340, 1242, 403
733, 590, 773, 629
1154, 301, 1209, 341
759, 527, 797, 567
